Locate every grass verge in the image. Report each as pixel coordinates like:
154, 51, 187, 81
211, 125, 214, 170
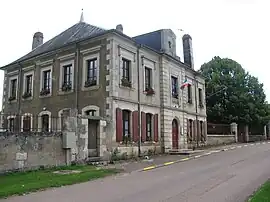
0, 165, 119, 199
249, 180, 270, 202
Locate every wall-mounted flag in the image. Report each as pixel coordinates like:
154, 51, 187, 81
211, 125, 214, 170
180, 78, 191, 89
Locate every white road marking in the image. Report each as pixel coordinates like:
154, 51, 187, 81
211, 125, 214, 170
262, 142, 266, 144
237, 146, 242, 148
244, 145, 248, 147
194, 155, 202, 158
250, 144, 254, 146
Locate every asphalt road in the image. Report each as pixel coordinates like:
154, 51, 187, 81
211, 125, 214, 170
2, 143, 270, 202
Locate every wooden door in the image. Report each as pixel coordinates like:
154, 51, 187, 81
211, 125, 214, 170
172, 119, 179, 149
88, 120, 98, 157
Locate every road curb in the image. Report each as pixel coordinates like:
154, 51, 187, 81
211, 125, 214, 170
139, 141, 270, 172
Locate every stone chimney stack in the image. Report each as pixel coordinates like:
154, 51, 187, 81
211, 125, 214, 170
116, 24, 123, 33
182, 34, 194, 69
32, 32, 44, 50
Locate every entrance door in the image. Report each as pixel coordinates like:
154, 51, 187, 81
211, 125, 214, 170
88, 120, 98, 157
172, 119, 179, 149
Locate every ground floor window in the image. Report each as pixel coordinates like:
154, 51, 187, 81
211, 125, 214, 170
23, 116, 31, 132
146, 113, 153, 141
122, 110, 131, 141
41, 114, 49, 132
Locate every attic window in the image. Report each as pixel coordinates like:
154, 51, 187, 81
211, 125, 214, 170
168, 41, 172, 48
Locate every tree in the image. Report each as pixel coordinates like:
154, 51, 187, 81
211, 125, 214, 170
199, 56, 269, 125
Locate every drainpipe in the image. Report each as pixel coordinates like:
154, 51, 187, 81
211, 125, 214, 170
137, 45, 142, 157
17, 63, 23, 130
194, 75, 199, 148
75, 43, 80, 112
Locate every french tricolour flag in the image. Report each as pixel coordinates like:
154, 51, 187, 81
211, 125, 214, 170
180, 79, 191, 89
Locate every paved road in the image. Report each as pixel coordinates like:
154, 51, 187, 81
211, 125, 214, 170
2, 143, 270, 202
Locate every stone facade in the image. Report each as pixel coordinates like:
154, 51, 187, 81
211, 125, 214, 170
1, 21, 207, 158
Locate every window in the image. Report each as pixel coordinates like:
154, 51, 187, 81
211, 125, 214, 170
198, 88, 203, 107
9, 79, 17, 101
85, 58, 97, 87
168, 41, 172, 48
62, 64, 72, 90
122, 110, 131, 141
85, 110, 96, 116
25, 75, 32, 94
171, 76, 178, 98
41, 114, 49, 132
145, 67, 152, 91
146, 113, 152, 141
23, 116, 31, 132
121, 58, 131, 87
40, 69, 51, 96
23, 75, 33, 98
8, 117, 15, 132
187, 85, 192, 103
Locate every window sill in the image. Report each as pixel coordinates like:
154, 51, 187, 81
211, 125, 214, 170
39, 94, 52, 98
58, 90, 74, 95
81, 85, 100, 91
22, 97, 33, 101
119, 85, 134, 91
8, 99, 17, 104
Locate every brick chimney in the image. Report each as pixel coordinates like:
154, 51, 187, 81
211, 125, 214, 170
116, 24, 123, 33
182, 34, 194, 69
32, 32, 43, 50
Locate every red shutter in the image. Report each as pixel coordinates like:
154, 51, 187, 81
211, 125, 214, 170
154, 114, 159, 142
141, 112, 146, 142
116, 108, 123, 142
132, 111, 139, 142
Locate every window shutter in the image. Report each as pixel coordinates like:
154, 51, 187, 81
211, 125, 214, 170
116, 108, 123, 142
132, 111, 139, 142
154, 114, 159, 142
141, 112, 146, 142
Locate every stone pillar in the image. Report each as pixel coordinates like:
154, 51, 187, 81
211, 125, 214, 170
230, 122, 238, 143
264, 125, 267, 140
267, 121, 270, 140
244, 125, 249, 143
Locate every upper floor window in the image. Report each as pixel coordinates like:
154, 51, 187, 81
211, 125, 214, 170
9, 78, 17, 101
62, 64, 72, 91
121, 58, 131, 87
22, 75, 33, 99
145, 67, 152, 90
40, 69, 51, 96
85, 58, 97, 87
187, 85, 192, 104
171, 76, 178, 99
198, 88, 203, 107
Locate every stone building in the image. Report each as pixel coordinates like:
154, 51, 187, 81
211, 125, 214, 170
0, 14, 207, 158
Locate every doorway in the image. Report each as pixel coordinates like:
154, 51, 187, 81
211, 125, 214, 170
172, 119, 179, 149
88, 120, 98, 157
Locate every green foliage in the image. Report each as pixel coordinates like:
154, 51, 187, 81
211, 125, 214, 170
199, 56, 269, 125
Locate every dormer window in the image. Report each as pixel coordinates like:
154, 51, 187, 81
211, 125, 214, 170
168, 41, 172, 48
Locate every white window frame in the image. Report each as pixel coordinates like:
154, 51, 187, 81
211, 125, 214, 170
21, 113, 33, 132
82, 53, 100, 90
23, 71, 34, 99
59, 59, 75, 92
7, 115, 16, 131
142, 59, 155, 92
8, 75, 19, 100
119, 49, 135, 87
40, 66, 53, 96
38, 111, 52, 132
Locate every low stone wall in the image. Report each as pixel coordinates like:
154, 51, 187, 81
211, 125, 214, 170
249, 135, 265, 142
0, 132, 65, 173
207, 134, 236, 146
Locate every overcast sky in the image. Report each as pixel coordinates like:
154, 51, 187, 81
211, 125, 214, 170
0, 0, 269, 109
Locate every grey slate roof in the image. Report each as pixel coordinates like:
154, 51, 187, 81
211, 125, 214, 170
5, 22, 107, 67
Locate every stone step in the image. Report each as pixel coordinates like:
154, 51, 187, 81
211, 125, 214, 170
169, 149, 204, 155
